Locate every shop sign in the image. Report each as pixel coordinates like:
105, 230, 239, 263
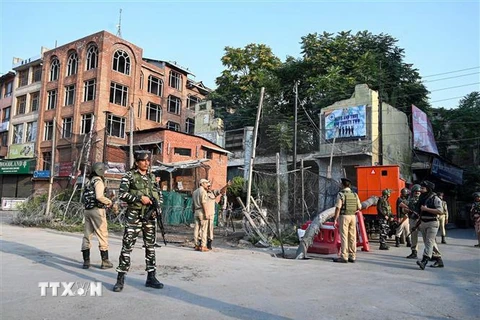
0, 159, 35, 174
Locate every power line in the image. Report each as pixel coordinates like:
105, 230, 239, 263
422, 66, 480, 78
423, 72, 480, 83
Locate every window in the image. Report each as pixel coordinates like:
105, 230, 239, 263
50, 57, 60, 81
169, 70, 182, 90
147, 75, 163, 96
166, 121, 180, 131
16, 95, 27, 115
146, 102, 162, 123
186, 118, 194, 134
47, 89, 57, 110
26, 121, 37, 142
33, 65, 42, 82
65, 84, 75, 106
18, 70, 28, 87
2, 107, 10, 121
137, 100, 142, 118
167, 95, 181, 114
187, 95, 200, 110
112, 50, 130, 75
62, 117, 73, 138
107, 114, 126, 138
0, 132, 7, 147
66, 52, 78, 76
86, 45, 98, 70
109, 82, 128, 106
81, 114, 93, 134
44, 121, 54, 140
4, 81, 13, 97
139, 71, 144, 90
174, 147, 191, 156
30, 92, 39, 112
42, 152, 52, 171
84, 79, 96, 101
13, 124, 23, 144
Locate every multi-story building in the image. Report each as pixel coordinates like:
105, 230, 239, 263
14, 30, 212, 195
0, 71, 15, 159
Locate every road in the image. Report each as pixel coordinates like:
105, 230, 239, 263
0, 211, 479, 320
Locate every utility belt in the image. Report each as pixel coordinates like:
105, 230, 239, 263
421, 217, 438, 222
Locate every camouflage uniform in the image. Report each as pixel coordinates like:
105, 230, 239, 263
377, 193, 393, 250
116, 168, 163, 273
406, 191, 421, 258
470, 193, 480, 247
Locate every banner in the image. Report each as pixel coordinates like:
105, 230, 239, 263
8, 142, 35, 159
0, 159, 35, 174
325, 105, 367, 140
431, 158, 463, 185
412, 105, 439, 155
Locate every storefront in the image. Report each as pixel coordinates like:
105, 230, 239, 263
0, 158, 35, 201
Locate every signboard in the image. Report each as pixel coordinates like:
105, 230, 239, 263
33, 170, 50, 178
55, 161, 73, 177
325, 105, 367, 140
106, 162, 126, 174
0, 159, 35, 174
412, 105, 439, 155
8, 142, 35, 159
431, 158, 463, 185
2, 197, 27, 210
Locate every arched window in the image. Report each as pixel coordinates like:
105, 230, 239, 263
66, 52, 78, 76
86, 45, 98, 70
50, 57, 60, 81
139, 71, 144, 90
112, 50, 130, 75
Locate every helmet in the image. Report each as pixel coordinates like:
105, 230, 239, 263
382, 189, 391, 196
420, 180, 435, 190
92, 162, 105, 177
401, 188, 410, 196
410, 184, 421, 193
134, 150, 151, 161
473, 192, 480, 198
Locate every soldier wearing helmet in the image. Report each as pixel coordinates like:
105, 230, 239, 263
394, 188, 411, 248
416, 180, 444, 270
376, 189, 393, 250
405, 184, 422, 259
81, 162, 113, 270
113, 150, 164, 292
470, 192, 480, 247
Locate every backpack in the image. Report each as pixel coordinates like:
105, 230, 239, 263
82, 177, 100, 210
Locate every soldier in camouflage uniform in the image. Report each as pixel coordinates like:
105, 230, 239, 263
395, 188, 411, 247
377, 189, 394, 250
113, 151, 164, 292
405, 184, 421, 259
470, 192, 480, 247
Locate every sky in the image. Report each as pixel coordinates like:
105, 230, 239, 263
1, 0, 479, 110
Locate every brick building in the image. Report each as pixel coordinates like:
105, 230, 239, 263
6, 30, 215, 196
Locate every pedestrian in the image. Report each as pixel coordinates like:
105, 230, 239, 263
113, 151, 164, 292
377, 189, 394, 250
333, 178, 362, 263
81, 162, 113, 269
405, 184, 422, 259
204, 180, 230, 250
416, 180, 444, 270
470, 192, 480, 247
395, 188, 411, 247
192, 179, 211, 252
436, 192, 448, 244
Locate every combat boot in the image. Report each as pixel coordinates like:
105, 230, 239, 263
441, 236, 447, 244
207, 239, 213, 250
81, 249, 90, 269
406, 236, 411, 247
406, 250, 417, 259
430, 257, 444, 268
100, 250, 113, 269
145, 271, 164, 289
379, 243, 390, 250
416, 255, 429, 270
395, 237, 400, 247
113, 272, 125, 292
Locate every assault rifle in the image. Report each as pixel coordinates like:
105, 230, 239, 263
406, 211, 422, 238
144, 197, 167, 246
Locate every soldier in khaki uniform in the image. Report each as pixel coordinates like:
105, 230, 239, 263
204, 181, 229, 250
81, 162, 113, 269
333, 178, 362, 263
436, 192, 449, 244
192, 179, 210, 252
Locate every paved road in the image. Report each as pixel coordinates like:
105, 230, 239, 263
0, 211, 479, 320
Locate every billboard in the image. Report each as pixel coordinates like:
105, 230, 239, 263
325, 105, 367, 140
412, 105, 439, 155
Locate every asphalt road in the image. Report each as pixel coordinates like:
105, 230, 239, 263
0, 211, 479, 320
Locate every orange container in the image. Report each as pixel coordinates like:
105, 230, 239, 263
356, 165, 405, 217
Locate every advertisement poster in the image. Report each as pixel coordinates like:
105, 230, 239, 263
325, 105, 367, 140
412, 105, 439, 155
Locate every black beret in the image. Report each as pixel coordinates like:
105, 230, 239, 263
134, 150, 151, 161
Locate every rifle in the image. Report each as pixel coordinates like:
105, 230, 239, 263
144, 197, 167, 246
406, 211, 422, 238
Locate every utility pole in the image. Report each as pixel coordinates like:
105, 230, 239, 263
45, 117, 56, 216
378, 61, 383, 165
129, 104, 134, 168
103, 111, 110, 163
293, 81, 298, 222
116, 8, 122, 38
245, 87, 265, 213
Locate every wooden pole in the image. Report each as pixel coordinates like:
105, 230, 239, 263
276, 152, 285, 256
45, 117, 56, 216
